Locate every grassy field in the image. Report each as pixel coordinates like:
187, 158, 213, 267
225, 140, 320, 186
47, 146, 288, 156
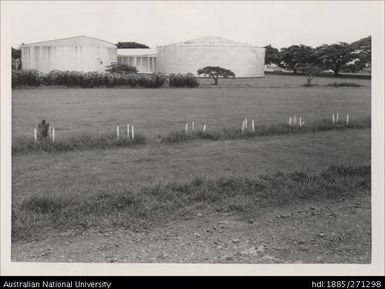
11, 74, 371, 247
12, 74, 371, 140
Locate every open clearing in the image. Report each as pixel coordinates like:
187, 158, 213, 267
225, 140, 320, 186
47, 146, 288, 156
12, 75, 370, 139
11, 75, 371, 263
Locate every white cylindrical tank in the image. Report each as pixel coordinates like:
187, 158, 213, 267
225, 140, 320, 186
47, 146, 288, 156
156, 36, 265, 77
21, 35, 117, 73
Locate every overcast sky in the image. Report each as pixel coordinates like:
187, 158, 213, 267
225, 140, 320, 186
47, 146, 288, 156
5, 1, 380, 48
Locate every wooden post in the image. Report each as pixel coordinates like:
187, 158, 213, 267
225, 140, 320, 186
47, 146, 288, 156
336, 113, 339, 122
242, 120, 245, 132
203, 125, 206, 132
252, 120, 255, 132
34, 128, 37, 143
52, 127, 55, 142
346, 114, 349, 125
127, 124, 130, 139
299, 117, 302, 127
131, 125, 134, 140
117, 125, 120, 139
185, 123, 188, 133
332, 114, 335, 124
245, 118, 248, 129
293, 116, 297, 124
289, 117, 292, 126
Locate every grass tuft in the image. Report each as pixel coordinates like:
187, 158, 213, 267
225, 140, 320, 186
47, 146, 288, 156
12, 165, 371, 243
325, 82, 365, 87
161, 118, 371, 144
12, 133, 146, 155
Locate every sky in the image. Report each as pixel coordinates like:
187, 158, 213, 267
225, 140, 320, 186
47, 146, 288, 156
4, 1, 380, 49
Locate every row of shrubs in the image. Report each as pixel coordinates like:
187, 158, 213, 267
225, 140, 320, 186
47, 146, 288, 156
12, 70, 200, 88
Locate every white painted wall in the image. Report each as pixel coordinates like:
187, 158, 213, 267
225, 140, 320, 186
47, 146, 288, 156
21, 45, 117, 73
156, 45, 265, 77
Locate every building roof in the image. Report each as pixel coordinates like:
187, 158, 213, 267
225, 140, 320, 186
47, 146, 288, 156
117, 48, 157, 57
160, 36, 258, 47
21, 35, 116, 48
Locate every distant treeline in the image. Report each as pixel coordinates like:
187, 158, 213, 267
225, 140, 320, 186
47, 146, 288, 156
265, 36, 371, 76
12, 70, 199, 88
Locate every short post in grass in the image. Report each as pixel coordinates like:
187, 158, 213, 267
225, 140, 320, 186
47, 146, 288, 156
245, 118, 248, 129
346, 114, 349, 125
332, 114, 335, 124
289, 117, 292, 126
52, 127, 55, 143
131, 125, 134, 140
192, 121, 195, 131
185, 123, 188, 133
293, 116, 297, 125
241, 120, 245, 132
252, 120, 255, 132
299, 117, 304, 127
127, 124, 130, 139
336, 113, 339, 123
34, 128, 37, 143
116, 125, 120, 139
203, 125, 206, 132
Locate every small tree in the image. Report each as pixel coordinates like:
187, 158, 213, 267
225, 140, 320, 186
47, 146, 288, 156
197, 66, 235, 85
297, 64, 322, 87
105, 63, 138, 74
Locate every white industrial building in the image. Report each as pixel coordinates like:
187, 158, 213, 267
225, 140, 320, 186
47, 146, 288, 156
20, 35, 117, 73
156, 36, 265, 77
20, 35, 265, 77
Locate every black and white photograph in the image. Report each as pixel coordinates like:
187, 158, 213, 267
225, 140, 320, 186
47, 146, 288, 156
1, 0, 384, 276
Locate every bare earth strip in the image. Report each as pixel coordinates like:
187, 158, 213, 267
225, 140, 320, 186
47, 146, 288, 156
12, 193, 370, 263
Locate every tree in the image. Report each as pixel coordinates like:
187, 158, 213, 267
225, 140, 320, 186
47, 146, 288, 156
116, 42, 149, 49
264, 44, 280, 65
105, 63, 138, 74
12, 47, 21, 59
278, 45, 315, 74
349, 36, 371, 72
296, 63, 322, 86
315, 42, 354, 76
197, 66, 235, 85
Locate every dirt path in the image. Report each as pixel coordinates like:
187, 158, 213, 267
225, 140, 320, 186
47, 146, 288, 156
12, 193, 370, 264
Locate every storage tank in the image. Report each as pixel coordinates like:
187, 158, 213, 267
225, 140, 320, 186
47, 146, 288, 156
156, 36, 265, 77
21, 35, 117, 73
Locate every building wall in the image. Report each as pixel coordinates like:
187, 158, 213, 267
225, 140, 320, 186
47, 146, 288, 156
156, 45, 265, 77
117, 55, 157, 73
21, 45, 117, 73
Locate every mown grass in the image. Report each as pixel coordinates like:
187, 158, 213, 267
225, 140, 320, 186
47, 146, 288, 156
160, 118, 371, 144
12, 165, 370, 243
12, 118, 370, 154
12, 133, 146, 155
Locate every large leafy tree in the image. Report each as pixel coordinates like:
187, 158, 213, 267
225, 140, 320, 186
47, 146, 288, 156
315, 42, 354, 76
197, 66, 235, 85
346, 36, 371, 72
278, 45, 315, 74
264, 44, 280, 65
116, 42, 149, 49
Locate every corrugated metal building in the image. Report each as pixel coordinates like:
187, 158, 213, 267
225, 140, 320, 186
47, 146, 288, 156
21, 35, 117, 73
156, 36, 265, 77
117, 48, 157, 73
